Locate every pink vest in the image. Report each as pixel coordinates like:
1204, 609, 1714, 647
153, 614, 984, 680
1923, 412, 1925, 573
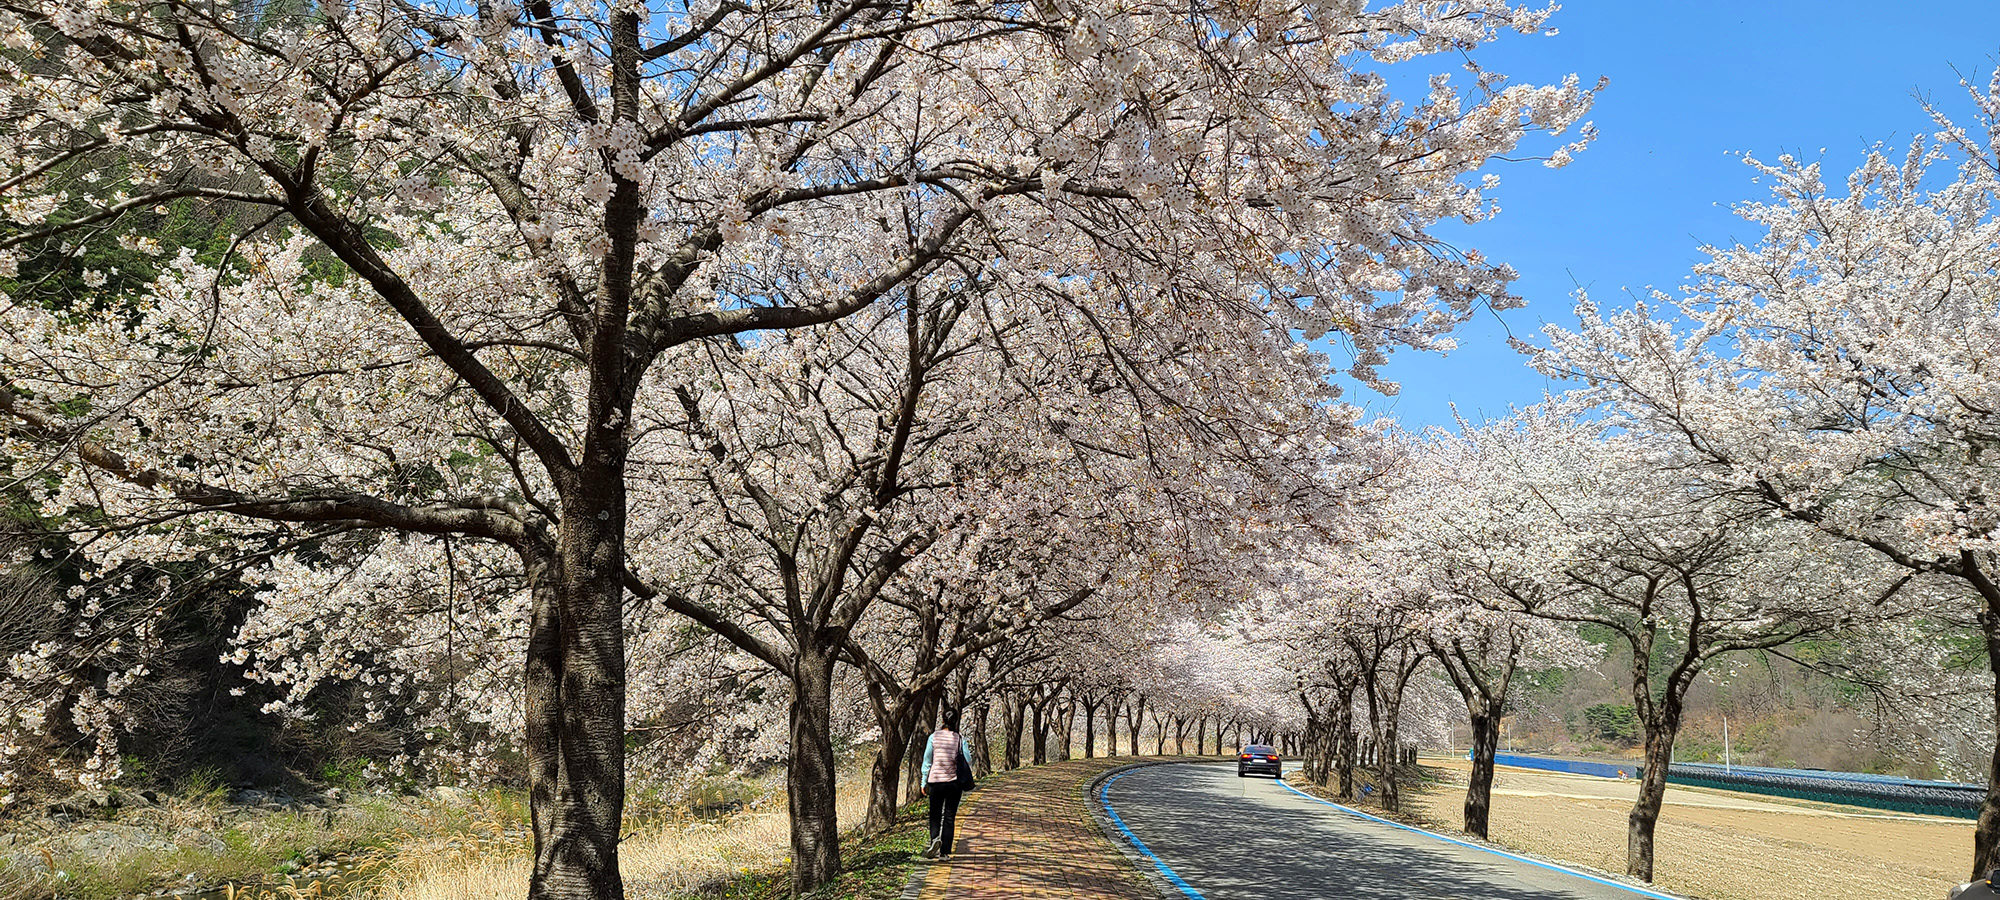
928, 730, 962, 783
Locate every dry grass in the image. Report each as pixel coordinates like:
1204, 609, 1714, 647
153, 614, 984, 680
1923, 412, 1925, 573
367, 777, 872, 900
0, 794, 415, 900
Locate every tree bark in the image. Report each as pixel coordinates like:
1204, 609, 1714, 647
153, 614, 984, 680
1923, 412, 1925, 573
1030, 697, 1048, 765
865, 716, 911, 836
1628, 719, 1678, 882
788, 649, 842, 893
524, 488, 629, 900
972, 701, 993, 778
1002, 695, 1024, 770
1378, 701, 1403, 811
1464, 707, 1501, 840
1978, 599, 2000, 878
1337, 726, 1356, 800
862, 685, 935, 835
901, 693, 936, 812
1057, 696, 1077, 760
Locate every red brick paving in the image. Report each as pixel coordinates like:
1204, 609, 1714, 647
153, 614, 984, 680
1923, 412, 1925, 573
916, 756, 1211, 899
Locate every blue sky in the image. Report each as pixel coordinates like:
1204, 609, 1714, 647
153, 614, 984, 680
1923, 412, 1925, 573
1336, 1, 2000, 431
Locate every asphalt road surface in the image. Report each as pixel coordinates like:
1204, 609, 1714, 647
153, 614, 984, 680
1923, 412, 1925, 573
1097, 762, 1674, 900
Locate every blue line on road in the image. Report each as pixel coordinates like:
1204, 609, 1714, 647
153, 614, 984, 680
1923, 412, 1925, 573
1098, 770, 1211, 900
1274, 779, 1684, 900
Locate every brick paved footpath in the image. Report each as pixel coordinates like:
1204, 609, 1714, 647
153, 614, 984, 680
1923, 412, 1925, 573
912, 755, 1214, 900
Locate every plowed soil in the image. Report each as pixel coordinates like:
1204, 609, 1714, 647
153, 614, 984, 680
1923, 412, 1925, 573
1398, 758, 1968, 900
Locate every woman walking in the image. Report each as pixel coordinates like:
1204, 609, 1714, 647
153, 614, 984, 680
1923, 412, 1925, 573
920, 708, 975, 859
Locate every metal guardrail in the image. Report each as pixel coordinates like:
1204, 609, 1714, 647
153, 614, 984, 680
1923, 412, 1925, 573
1664, 762, 1984, 819
1485, 751, 1985, 819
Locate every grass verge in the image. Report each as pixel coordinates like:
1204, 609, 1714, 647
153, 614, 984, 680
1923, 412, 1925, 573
673, 798, 931, 900
0, 791, 528, 900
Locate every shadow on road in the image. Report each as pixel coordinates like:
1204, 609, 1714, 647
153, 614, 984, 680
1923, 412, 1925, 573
1109, 766, 1634, 900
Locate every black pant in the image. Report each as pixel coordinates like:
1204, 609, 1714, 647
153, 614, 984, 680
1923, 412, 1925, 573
926, 781, 963, 853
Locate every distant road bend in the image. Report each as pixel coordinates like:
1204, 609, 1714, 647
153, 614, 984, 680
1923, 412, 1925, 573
1095, 762, 1678, 900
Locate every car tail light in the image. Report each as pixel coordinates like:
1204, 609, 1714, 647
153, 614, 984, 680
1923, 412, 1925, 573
1240, 754, 1252, 759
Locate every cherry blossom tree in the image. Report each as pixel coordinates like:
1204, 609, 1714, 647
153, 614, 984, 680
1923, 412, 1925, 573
1390, 428, 1596, 838
1535, 75, 2000, 875
0, 0, 1597, 895
1442, 408, 1909, 881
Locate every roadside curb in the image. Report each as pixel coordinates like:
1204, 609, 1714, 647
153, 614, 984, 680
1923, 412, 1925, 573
1085, 758, 1216, 900
899, 860, 927, 900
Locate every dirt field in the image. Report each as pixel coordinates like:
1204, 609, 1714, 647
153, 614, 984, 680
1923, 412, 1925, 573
1397, 758, 1968, 900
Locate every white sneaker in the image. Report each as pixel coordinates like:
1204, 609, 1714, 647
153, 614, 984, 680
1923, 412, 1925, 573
924, 837, 941, 858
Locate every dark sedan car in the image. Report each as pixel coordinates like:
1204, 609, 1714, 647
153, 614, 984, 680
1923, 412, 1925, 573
1237, 744, 1282, 778
1951, 870, 2000, 899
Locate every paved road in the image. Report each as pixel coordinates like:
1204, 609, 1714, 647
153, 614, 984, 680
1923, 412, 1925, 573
1098, 762, 1672, 900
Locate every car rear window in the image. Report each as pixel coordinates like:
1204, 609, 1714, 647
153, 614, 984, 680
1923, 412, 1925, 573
1246, 745, 1275, 754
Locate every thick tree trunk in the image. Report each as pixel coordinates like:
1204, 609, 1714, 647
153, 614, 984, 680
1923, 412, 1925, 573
1977, 607, 2000, 878
1464, 707, 1502, 840
863, 688, 934, 836
1627, 719, 1678, 882
1030, 699, 1048, 765
525, 499, 629, 900
864, 715, 913, 835
788, 650, 842, 894
1003, 696, 1024, 770
1058, 698, 1077, 760
1336, 726, 1356, 800
901, 693, 936, 809
972, 701, 993, 778
1082, 701, 1099, 758
1105, 701, 1119, 757
1379, 708, 1403, 812
1126, 697, 1145, 756
1173, 716, 1187, 755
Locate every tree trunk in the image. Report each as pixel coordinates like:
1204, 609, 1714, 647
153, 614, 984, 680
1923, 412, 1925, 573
972, 701, 993, 778
1379, 710, 1402, 812
1126, 696, 1146, 756
1337, 727, 1356, 800
1627, 718, 1679, 882
1105, 701, 1119, 757
864, 710, 914, 835
901, 693, 936, 809
1082, 701, 1099, 758
1003, 696, 1024, 770
1977, 605, 2000, 878
1173, 716, 1187, 755
1030, 698, 1048, 765
1465, 707, 1501, 840
788, 650, 842, 894
524, 497, 628, 900
1057, 698, 1077, 760
863, 687, 934, 836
